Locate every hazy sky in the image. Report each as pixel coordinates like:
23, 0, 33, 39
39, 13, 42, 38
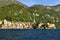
17, 0, 60, 6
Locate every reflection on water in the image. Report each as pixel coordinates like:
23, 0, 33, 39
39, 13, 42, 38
0, 29, 59, 40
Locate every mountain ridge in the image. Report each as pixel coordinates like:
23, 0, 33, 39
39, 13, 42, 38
0, 0, 28, 8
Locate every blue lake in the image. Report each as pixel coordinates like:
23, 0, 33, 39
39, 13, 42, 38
0, 29, 60, 40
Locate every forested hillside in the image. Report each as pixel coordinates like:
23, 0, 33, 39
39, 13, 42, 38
0, 0, 60, 28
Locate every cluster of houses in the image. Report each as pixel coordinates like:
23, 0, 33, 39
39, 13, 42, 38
0, 19, 56, 29
1, 19, 33, 29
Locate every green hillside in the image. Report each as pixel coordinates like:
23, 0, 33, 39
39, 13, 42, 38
28, 5, 60, 28
0, 4, 60, 28
0, 3, 32, 22
0, 0, 60, 28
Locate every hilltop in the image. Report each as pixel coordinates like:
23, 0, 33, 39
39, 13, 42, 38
0, 0, 28, 8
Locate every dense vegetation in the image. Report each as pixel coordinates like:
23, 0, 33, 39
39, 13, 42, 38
28, 5, 60, 28
0, 3, 32, 22
0, 0, 60, 28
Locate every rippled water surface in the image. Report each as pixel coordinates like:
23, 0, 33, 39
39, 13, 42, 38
0, 29, 60, 40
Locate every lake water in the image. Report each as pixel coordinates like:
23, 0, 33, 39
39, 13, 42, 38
0, 29, 60, 40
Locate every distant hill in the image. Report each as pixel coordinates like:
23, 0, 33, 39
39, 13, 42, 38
28, 5, 60, 28
0, 0, 32, 22
0, 0, 60, 28
29, 5, 58, 22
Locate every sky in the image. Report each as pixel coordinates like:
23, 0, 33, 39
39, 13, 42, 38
17, 0, 60, 6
